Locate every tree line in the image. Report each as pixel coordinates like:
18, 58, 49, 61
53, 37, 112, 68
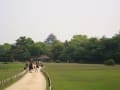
0, 33, 120, 64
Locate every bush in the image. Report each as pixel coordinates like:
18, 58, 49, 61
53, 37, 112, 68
55, 60, 61, 63
2, 62, 9, 64
104, 59, 115, 66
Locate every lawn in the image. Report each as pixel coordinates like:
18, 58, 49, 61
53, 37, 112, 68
0, 62, 25, 81
44, 63, 120, 90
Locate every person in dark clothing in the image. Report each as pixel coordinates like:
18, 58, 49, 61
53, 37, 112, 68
29, 60, 33, 72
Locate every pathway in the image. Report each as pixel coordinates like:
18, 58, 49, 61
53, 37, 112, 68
5, 69, 46, 90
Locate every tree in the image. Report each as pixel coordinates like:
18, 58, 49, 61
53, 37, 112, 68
111, 33, 120, 63
51, 40, 64, 61
29, 42, 48, 57
11, 45, 31, 61
0, 43, 12, 61
82, 38, 103, 63
11, 36, 34, 61
68, 35, 89, 62
16, 36, 34, 47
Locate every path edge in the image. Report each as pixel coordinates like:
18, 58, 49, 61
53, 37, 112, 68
41, 69, 52, 90
0, 69, 28, 90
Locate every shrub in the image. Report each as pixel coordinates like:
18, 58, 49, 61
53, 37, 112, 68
2, 62, 8, 64
55, 60, 61, 63
104, 59, 115, 66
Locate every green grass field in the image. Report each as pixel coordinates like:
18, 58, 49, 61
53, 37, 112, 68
44, 63, 120, 90
0, 62, 25, 80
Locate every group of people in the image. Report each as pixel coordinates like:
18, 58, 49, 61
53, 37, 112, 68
25, 60, 43, 73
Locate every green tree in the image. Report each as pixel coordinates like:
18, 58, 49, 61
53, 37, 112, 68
11, 36, 34, 61
0, 43, 12, 61
51, 40, 64, 61
111, 33, 120, 63
29, 42, 48, 57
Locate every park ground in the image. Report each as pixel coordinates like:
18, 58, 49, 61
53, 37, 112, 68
44, 63, 120, 90
5, 69, 46, 90
0, 62, 46, 90
1, 62, 120, 90
0, 62, 24, 81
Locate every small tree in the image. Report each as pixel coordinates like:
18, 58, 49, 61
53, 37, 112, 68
104, 59, 115, 66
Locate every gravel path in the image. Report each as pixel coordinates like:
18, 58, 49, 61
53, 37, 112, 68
5, 69, 46, 90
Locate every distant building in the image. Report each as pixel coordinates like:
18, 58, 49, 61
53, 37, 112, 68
37, 55, 50, 61
30, 55, 50, 62
44, 33, 57, 45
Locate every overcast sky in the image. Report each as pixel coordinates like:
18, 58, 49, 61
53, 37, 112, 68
0, 0, 120, 44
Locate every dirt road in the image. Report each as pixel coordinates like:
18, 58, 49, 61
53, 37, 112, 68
5, 69, 46, 90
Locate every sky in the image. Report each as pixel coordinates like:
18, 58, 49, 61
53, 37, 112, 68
0, 0, 120, 44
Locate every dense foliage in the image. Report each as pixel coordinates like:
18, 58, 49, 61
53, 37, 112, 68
0, 33, 120, 64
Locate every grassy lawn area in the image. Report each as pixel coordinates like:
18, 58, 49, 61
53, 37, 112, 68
0, 62, 25, 81
44, 63, 120, 90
